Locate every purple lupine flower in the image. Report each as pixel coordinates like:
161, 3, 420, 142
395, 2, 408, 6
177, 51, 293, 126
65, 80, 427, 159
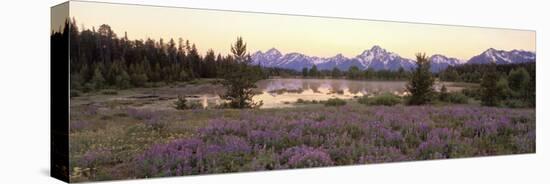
128, 105, 534, 177
280, 145, 333, 168
428, 128, 454, 140
135, 138, 203, 177
220, 135, 252, 154
380, 127, 404, 145
247, 130, 280, 147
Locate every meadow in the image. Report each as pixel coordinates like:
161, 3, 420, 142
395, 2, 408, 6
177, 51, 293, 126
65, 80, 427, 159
68, 84, 535, 181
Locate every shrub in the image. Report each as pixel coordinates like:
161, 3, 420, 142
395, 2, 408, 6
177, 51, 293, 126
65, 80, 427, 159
504, 99, 529, 108
101, 89, 118, 95
440, 92, 469, 104
173, 95, 188, 110
324, 98, 346, 106
358, 93, 401, 106
447, 92, 468, 104
295, 99, 319, 104
188, 101, 204, 109
462, 87, 481, 100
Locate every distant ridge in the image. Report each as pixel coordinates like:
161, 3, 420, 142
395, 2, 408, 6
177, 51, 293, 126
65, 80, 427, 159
251, 46, 535, 72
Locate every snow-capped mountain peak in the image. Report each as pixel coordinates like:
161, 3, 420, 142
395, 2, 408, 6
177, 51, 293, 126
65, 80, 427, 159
332, 53, 347, 60
429, 54, 464, 64
370, 45, 385, 53
251, 46, 535, 72
468, 48, 535, 64
265, 48, 282, 57
428, 54, 465, 72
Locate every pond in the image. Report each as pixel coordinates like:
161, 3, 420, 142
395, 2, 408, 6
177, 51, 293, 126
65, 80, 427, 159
189, 78, 469, 109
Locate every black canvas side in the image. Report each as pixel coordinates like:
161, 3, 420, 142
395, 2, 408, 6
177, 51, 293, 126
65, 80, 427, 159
51, 1, 70, 183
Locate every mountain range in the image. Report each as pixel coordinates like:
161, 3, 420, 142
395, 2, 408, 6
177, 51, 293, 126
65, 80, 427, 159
251, 46, 535, 72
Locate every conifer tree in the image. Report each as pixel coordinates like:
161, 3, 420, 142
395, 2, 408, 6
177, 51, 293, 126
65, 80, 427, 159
496, 77, 511, 100
302, 67, 309, 78
406, 53, 435, 105
220, 37, 262, 108
116, 70, 131, 89
439, 84, 449, 101
91, 66, 106, 90
508, 67, 530, 100
347, 66, 361, 79
309, 65, 319, 77
331, 68, 341, 78
480, 63, 500, 106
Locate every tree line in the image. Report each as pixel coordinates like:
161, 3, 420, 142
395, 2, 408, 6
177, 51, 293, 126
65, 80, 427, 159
407, 56, 535, 107
52, 19, 293, 93
437, 62, 535, 107
301, 66, 410, 80
439, 62, 535, 83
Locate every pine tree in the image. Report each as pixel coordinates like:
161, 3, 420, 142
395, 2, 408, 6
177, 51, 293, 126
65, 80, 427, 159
397, 67, 406, 80
203, 49, 217, 78
347, 66, 361, 79
129, 63, 148, 87
179, 69, 189, 81
480, 63, 500, 106
220, 37, 262, 108
302, 67, 309, 78
406, 53, 435, 105
331, 68, 341, 78
106, 60, 122, 86
90, 66, 106, 90
496, 77, 511, 100
186, 43, 201, 78
309, 65, 319, 77
130, 73, 148, 87
70, 73, 83, 90
508, 67, 530, 100
364, 68, 375, 79
116, 70, 131, 89
439, 84, 449, 101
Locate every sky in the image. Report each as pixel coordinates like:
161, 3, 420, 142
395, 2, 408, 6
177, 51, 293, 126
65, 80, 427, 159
60, 1, 535, 60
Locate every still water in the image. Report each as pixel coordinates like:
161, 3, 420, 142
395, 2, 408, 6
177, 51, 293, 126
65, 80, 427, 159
191, 78, 466, 109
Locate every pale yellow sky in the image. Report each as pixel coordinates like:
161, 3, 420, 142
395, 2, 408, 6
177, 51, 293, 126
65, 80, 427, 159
65, 1, 535, 60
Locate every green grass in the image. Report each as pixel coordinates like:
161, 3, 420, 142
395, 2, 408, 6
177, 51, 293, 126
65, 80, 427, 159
324, 98, 347, 106
358, 93, 401, 106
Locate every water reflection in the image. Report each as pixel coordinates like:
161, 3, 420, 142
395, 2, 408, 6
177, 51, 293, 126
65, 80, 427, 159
253, 79, 410, 108
188, 78, 466, 109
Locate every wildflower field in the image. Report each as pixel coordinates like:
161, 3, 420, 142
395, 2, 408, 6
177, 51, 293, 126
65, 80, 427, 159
69, 96, 535, 181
